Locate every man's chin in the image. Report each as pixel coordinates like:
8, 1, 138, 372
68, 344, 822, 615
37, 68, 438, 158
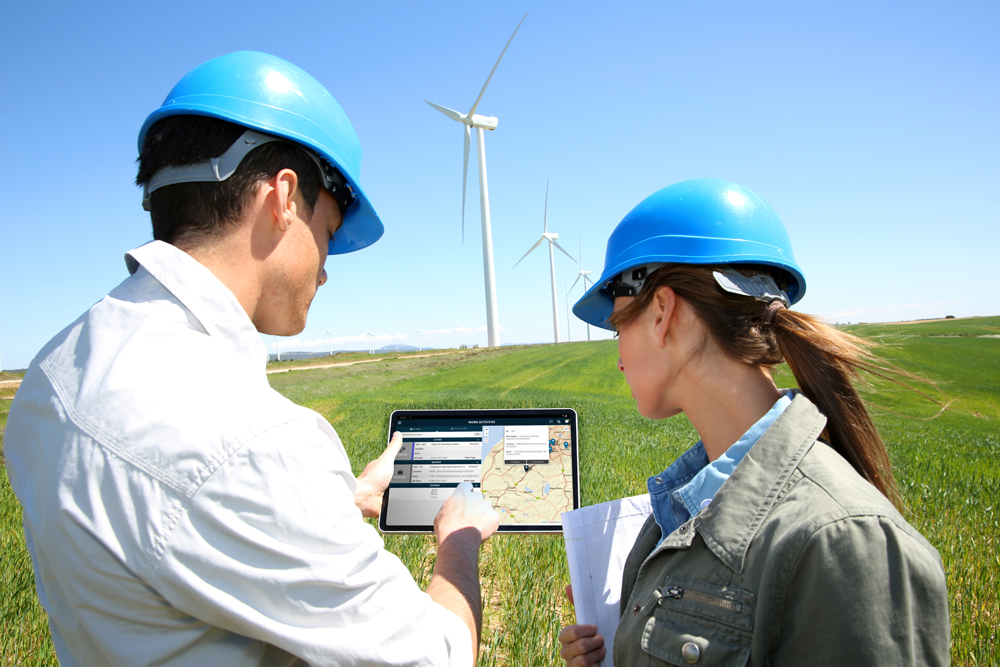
256, 320, 307, 338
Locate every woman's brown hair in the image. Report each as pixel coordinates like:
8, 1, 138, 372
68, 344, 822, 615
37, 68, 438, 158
608, 263, 902, 506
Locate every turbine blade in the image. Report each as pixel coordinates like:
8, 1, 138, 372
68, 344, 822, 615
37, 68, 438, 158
514, 237, 545, 268
550, 238, 575, 262
462, 125, 471, 243
543, 178, 549, 233
425, 100, 464, 122
579, 239, 583, 269
468, 11, 528, 117
569, 273, 582, 293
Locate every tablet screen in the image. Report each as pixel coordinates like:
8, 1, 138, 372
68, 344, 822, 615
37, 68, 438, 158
378, 409, 580, 533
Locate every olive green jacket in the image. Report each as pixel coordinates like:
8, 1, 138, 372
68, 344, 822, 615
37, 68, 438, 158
615, 393, 950, 666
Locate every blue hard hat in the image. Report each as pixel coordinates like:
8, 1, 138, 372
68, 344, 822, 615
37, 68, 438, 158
138, 51, 383, 255
573, 178, 806, 330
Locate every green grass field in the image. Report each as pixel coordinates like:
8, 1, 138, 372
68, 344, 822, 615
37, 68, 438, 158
2, 318, 997, 664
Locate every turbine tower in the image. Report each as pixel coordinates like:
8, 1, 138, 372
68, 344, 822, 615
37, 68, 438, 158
568, 240, 594, 341
324, 330, 334, 356
514, 180, 575, 343
425, 11, 528, 348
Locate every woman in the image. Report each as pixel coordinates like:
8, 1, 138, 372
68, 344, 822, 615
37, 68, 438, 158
559, 179, 949, 666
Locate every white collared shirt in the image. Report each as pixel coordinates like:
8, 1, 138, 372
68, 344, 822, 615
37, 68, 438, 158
5, 241, 471, 667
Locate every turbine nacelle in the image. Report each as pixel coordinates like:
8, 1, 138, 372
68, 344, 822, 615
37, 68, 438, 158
470, 114, 498, 130
424, 101, 498, 131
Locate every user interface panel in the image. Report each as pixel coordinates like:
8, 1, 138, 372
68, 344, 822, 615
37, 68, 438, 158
379, 409, 579, 533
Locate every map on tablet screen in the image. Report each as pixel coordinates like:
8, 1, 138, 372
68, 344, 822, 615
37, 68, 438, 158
378, 409, 580, 533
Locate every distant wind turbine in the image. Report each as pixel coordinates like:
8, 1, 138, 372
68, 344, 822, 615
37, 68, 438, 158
563, 263, 572, 343
416, 330, 422, 352
425, 11, 528, 349
568, 240, 594, 341
514, 180, 575, 343
324, 330, 334, 356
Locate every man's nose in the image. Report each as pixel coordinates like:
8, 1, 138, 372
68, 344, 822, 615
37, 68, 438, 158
318, 269, 328, 287
617, 357, 625, 373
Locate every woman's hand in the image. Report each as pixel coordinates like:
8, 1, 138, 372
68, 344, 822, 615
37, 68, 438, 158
558, 585, 606, 666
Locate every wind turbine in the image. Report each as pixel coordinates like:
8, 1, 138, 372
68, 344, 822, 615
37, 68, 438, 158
324, 330, 334, 356
568, 240, 594, 341
425, 11, 528, 349
514, 180, 575, 343
563, 263, 572, 343
416, 330, 422, 352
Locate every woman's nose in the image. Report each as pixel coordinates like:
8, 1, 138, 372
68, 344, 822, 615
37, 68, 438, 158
318, 269, 328, 287
617, 357, 625, 373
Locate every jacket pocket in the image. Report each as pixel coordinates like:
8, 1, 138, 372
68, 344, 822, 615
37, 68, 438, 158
639, 578, 754, 666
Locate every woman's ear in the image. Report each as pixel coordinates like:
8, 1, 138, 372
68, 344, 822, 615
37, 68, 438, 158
652, 286, 678, 348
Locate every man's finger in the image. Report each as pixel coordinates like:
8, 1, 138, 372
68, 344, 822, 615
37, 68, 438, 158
381, 431, 402, 461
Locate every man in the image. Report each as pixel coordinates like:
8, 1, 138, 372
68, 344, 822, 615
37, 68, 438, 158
5, 51, 500, 666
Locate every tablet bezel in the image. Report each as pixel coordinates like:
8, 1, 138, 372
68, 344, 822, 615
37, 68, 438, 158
377, 408, 580, 534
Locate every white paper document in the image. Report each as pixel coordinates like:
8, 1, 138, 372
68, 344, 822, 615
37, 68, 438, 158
561, 494, 653, 667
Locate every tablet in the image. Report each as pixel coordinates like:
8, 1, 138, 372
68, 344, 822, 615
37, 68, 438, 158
378, 408, 580, 533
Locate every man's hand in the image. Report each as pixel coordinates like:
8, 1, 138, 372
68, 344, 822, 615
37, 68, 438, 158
434, 481, 501, 544
424, 482, 501, 661
354, 431, 403, 518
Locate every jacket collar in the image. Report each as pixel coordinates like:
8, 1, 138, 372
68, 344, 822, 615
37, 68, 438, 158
124, 241, 269, 369
656, 391, 827, 573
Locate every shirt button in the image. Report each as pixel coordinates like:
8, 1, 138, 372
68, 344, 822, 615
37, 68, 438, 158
681, 641, 701, 663
679, 523, 688, 533
655, 477, 663, 485
632, 604, 641, 614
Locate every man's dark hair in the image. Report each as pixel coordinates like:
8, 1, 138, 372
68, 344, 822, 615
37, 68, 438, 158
136, 115, 322, 246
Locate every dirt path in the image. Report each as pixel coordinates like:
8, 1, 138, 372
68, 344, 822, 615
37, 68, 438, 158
0, 352, 462, 392
265, 351, 459, 374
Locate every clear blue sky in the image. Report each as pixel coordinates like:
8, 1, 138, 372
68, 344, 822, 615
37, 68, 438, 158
2, 0, 997, 370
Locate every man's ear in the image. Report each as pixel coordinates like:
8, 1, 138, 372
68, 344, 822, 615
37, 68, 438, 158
269, 168, 300, 231
652, 286, 678, 348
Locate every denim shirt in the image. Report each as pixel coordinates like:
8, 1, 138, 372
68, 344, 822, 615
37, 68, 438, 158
648, 392, 792, 545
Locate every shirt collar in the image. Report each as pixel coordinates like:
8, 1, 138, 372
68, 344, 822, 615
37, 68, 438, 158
124, 241, 269, 369
674, 391, 793, 516
661, 391, 827, 572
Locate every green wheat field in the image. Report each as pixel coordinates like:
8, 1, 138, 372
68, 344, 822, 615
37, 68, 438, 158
2, 317, 998, 665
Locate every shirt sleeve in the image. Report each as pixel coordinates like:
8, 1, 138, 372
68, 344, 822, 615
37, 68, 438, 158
150, 411, 473, 667
770, 514, 950, 666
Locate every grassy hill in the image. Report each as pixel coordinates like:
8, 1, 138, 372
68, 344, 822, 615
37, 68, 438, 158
2, 318, 997, 664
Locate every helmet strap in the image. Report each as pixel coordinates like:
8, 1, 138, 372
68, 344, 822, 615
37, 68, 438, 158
604, 263, 666, 298
713, 269, 791, 308
142, 129, 355, 216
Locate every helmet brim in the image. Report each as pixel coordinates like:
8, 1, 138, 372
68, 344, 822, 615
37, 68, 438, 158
572, 238, 807, 331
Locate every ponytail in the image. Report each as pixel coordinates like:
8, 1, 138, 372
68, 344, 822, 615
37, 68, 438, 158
768, 308, 899, 505
609, 264, 911, 506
